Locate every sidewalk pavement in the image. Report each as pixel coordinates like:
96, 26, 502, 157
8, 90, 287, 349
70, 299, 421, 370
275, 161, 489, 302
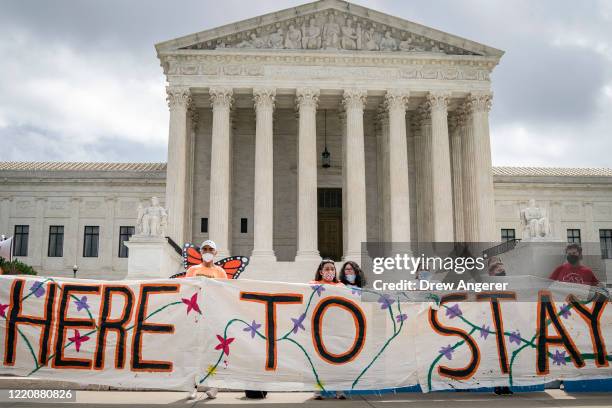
0, 390, 610, 408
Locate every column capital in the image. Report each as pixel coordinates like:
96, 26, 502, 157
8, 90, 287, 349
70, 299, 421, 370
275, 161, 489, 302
426, 91, 450, 112
253, 87, 276, 111
296, 87, 320, 110
417, 104, 432, 123
376, 107, 389, 126
188, 106, 199, 131
342, 88, 367, 111
166, 86, 192, 111
465, 91, 493, 114
448, 109, 466, 133
384, 89, 410, 111
209, 87, 234, 109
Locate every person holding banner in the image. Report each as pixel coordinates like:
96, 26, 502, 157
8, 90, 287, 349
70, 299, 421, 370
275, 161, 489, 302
339, 261, 365, 288
310, 260, 345, 399
310, 259, 344, 286
186, 240, 228, 279
186, 240, 226, 400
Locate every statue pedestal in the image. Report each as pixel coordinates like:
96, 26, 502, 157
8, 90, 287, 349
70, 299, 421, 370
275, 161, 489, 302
125, 236, 182, 279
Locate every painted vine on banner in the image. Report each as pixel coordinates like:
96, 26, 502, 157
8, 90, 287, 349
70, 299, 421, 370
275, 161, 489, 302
0, 275, 610, 391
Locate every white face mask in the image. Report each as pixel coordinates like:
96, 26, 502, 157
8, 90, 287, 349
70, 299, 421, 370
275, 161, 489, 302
345, 274, 356, 284
202, 252, 214, 263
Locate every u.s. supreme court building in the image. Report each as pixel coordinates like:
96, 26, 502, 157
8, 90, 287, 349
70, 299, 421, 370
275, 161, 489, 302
1, 0, 612, 283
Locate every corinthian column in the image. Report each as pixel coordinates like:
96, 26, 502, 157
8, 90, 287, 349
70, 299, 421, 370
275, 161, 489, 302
165, 86, 192, 245
295, 88, 321, 261
449, 112, 465, 242
209, 87, 233, 258
385, 89, 411, 242
427, 91, 454, 242
461, 92, 495, 242
342, 88, 368, 261
251, 87, 277, 262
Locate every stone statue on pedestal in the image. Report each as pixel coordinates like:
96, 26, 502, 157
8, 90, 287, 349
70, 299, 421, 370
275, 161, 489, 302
520, 199, 551, 240
136, 197, 168, 237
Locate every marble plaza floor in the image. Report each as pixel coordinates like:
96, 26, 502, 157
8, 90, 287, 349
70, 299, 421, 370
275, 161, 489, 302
0, 390, 610, 407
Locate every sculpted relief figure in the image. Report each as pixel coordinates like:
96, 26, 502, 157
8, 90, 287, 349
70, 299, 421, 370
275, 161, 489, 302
379, 31, 398, 51
285, 24, 302, 48
363, 26, 379, 50
520, 199, 551, 240
137, 197, 168, 237
340, 19, 359, 50
301, 18, 321, 49
269, 28, 284, 49
236, 33, 266, 49
399, 36, 424, 52
322, 14, 341, 49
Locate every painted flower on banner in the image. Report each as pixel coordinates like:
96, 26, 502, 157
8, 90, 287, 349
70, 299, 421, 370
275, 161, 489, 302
479, 324, 490, 340
215, 335, 235, 356
30, 281, 45, 298
439, 345, 454, 360
291, 313, 307, 334
68, 329, 90, 352
350, 287, 362, 296
243, 320, 261, 339
559, 304, 571, 319
552, 350, 567, 366
207, 364, 217, 377
509, 330, 521, 345
445, 304, 462, 319
74, 296, 89, 312
378, 294, 395, 310
182, 293, 202, 315
396, 313, 408, 323
0, 303, 8, 318
311, 284, 325, 297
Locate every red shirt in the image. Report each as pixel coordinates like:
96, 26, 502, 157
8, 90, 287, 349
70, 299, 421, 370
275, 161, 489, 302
549, 263, 599, 286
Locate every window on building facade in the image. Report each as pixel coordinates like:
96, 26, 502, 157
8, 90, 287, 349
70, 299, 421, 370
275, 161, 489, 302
501, 228, 515, 242
118, 226, 134, 258
83, 226, 100, 258
241, 218, 248, 233
201, 217, 208, 233
48, 225, 64, 257
13, 225, 29, 257
567, 229, 581, 244
600, 229, 612, 259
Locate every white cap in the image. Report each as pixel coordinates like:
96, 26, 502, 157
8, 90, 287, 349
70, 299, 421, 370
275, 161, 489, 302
200, 240, 217, 250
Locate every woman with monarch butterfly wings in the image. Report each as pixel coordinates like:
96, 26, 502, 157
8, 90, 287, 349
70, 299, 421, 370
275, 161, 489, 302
169, 240, 249, 280
177, 240, 250, 400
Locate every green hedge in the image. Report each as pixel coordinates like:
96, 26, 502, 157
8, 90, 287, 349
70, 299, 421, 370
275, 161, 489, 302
0, 257, 37, 276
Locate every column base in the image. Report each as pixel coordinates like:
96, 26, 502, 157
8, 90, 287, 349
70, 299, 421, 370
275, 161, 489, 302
250, 250, 277, 263
342, 251, 364, 263
295, 250, 321, 263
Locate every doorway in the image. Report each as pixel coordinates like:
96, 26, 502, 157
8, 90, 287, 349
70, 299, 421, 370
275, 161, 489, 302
318, 188, 343, 261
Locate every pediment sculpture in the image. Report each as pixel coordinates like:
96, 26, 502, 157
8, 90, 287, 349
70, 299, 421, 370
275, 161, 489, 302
181, 11, 478, 56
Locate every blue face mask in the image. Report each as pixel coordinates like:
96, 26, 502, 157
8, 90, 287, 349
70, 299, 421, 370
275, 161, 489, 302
345, 274, 356, 284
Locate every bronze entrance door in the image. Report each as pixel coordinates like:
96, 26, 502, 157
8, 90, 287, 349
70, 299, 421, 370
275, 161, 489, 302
317, 188, 343, 261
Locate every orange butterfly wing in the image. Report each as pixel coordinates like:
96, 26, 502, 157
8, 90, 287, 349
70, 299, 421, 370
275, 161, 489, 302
215, 256, 249, 279
183, 243, 202, 271
170, 244, 249, 279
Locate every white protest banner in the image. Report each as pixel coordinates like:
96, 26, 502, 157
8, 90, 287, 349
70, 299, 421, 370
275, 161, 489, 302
0, 275, 205, 390
0, 275, 610, 392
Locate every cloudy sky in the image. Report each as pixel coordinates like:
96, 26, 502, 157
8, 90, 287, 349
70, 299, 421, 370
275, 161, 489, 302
0, 0, 610, 167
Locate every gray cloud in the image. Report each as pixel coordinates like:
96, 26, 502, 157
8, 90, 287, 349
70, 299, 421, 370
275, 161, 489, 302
0, 0, 610, 167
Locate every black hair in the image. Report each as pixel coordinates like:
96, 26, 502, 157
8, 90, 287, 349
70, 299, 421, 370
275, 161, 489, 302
313, 259, 338, 282
339, 261, 365, 287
